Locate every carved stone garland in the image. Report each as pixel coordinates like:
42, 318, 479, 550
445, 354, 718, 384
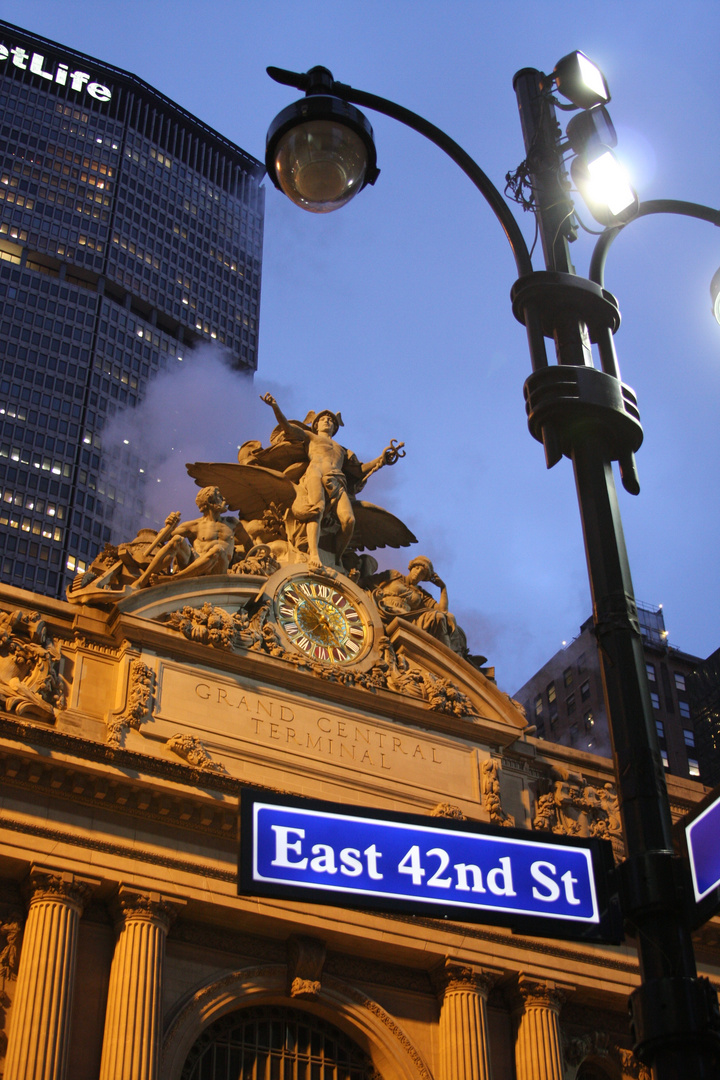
107, 657, 155, 747
157, 601, 479, 719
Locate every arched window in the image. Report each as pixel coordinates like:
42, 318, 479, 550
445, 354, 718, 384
181, 1004, 379, 1080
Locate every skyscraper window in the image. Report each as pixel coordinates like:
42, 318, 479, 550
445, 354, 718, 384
0, 20, 264, 598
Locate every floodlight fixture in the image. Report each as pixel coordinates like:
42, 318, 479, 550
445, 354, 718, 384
265, 67, 378, 213
565, 105, 617, 155
554, 51, 610, 110
571, 148, 638, 226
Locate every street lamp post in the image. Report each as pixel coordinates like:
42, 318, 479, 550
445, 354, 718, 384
264, 60, 720, 1078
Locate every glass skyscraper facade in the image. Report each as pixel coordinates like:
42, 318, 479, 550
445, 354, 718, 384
0, 20, 264, 599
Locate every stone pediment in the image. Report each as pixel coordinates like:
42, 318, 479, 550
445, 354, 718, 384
92, 567, 528, 745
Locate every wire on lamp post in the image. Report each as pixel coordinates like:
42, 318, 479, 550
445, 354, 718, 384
264, 61, 720, 1078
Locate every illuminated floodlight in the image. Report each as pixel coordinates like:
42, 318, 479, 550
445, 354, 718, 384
571, 149, 638, 226
554, 51, 610, 110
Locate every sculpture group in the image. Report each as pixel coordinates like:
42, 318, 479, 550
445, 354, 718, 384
69, 396, 471, 658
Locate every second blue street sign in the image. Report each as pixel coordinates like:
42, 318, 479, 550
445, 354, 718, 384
239, 791, 621, 944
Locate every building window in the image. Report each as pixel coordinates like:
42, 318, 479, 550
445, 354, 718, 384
566, 693, 576, 715
656, 720, 665, 739
577, 651, 586, 673
181, 1006, 377, 1080
650, 692, 660, 710
563, 667, 573, 688
674, 672, 686, 691
661, 750, 669, 769
569, 723, 578, 746
547, 681, 556, 704
534, 694, 543, 717
580, 679, 590, 702
679, 701, 691, 719
646, 663, 656, 682
684, 729, 695, 748
688, 759, 701, 778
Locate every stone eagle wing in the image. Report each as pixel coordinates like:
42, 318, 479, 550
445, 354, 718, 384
350, 501, 417, 551
185, 462, 295, 517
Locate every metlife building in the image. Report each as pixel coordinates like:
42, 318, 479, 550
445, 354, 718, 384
0, 21, 264, 599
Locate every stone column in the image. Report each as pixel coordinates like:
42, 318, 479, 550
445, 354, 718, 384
434, 960, 499, 1080
4, 866, 98, 1080
512, 975, 572, 1080
99, 887, 183, 1080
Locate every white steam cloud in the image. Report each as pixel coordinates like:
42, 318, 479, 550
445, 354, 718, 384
99, 345, 296, 543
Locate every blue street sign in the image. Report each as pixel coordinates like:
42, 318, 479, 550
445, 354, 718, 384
687, 795, 720, 903
239, 791, 621, 943
684, 785, 720, 928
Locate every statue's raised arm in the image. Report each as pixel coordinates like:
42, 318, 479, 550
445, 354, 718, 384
260, 392, 308, 444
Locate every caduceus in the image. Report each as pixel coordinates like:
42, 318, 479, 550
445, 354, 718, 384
362, 439, 406, 482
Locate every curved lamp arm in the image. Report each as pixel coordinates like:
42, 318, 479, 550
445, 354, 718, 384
335, 82, 534, 279
267, 66, 546, 367
589, 198, 720, 287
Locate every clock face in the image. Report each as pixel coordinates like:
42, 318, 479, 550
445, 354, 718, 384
276, 576, 369, 664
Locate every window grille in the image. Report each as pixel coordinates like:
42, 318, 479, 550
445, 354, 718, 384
181, 1005, 380, 1080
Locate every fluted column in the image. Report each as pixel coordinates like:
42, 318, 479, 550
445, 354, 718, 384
99, 887, 183, 1080
512, 976, 572, 1080
5, 865, 98, 1080
434, 960, 500, 1080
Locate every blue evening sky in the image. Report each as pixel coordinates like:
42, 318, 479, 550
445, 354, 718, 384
5, 0, 719, 694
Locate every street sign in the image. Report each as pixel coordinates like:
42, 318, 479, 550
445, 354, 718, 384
239, 790, 621, 943
680, 782, 720, 928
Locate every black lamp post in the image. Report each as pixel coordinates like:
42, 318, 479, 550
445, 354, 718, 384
264, 59, 720, 1078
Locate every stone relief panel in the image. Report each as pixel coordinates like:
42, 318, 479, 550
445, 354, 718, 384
0, 609, 65, 723
532, 765, 623, 859
155, 662, 469, 794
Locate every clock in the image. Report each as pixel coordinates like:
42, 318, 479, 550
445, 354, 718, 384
275, 574, 370, 664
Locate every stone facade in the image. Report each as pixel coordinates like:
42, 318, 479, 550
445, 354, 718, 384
0, 573, 714, 1079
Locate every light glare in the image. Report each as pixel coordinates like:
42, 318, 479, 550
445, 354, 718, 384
578, 55, 607, 102
586, 152, 636, 215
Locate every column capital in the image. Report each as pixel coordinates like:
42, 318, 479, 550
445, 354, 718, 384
23, 865, 100, 913
432, 957, 502, 999
512, 974, 575, 1014
112, 886, 186, 933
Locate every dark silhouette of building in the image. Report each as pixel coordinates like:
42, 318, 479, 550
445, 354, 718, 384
0, 20, 264, 599
689, 647, 720, 787
514, 602, 706, 782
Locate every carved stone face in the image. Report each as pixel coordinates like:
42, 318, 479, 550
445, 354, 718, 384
314, 414, 337, 436
407, 562, 432, 586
